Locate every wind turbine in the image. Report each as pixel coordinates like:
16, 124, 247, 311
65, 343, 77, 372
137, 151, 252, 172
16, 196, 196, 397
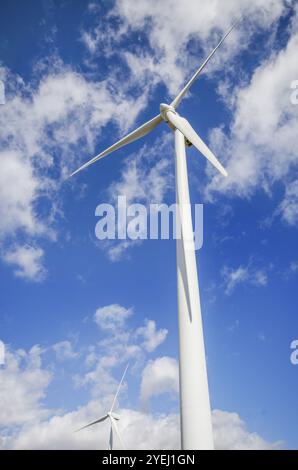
71, 22, 239, 450
76, 364, 128, 450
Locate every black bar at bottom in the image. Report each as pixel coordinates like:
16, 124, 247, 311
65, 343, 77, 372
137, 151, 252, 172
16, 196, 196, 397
0, 450, 297, 466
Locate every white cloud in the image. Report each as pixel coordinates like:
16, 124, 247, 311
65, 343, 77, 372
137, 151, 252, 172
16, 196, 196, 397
222, 263, 268, 294
254, 269, 268, 287
0, 375, 281, 450
283, 259, 298, 280
140, 357, 179, 405
52, 341, 78, 361
94, 304, 133, 331
75, 305, 167, 398
79, 1, 298, 264
0, 151, 44, 239
3, 245, 46, 281
0, 58, 149, 277
85, 0, 287, 98
2, 1, 294, 278
1, 405, 180, 450
0, 345, 51, 427
1, 399, 113, 450
0, 342, 281, 450
212, 409, 281, 450
1, 405, 281, 449
222, 266, 249, 294
1, 405, 281, 450
136, 320, 168, 353
206, 27, 298, 221
108, 138, 172, 206
107, 240, 142, 263
1, 65, 147, 175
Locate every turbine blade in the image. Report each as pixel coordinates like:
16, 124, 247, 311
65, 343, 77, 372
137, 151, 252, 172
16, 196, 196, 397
110, 363, 129, 413
170, 20, 241, 109
167, 111, 227, 177
70, 115, 162, 177
75, 414, 108, 432
111, 416, 126, 450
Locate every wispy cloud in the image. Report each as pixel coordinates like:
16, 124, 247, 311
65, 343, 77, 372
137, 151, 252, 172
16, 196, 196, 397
206, 24, 298, 226
52, 341, 79, 362
136, 320, 168, 353
82, 0, 287, 98
3, 245, 46, 282
222, 262, 269, 295
94, 304, 133, 332
74, 303, 168, 397
0, 57, 149, 278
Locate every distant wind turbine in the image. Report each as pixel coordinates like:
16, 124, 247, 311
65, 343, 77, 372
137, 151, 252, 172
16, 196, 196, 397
71, 21, 239, 450
76, 365, 128, 450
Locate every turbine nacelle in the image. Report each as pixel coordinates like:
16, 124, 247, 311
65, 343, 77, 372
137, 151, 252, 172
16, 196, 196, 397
107, 411, 120, 421
159, 104, 192, 147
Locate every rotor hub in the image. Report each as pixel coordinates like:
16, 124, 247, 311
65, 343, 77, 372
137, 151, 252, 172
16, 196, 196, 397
160, 103, 176, 122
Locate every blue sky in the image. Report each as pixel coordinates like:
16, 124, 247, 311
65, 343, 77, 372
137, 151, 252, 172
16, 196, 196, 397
0, 0, 298, 450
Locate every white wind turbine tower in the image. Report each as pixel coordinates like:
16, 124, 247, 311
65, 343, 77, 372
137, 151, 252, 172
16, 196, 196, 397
71, 22, 239, 450
76, 365, 128, 450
